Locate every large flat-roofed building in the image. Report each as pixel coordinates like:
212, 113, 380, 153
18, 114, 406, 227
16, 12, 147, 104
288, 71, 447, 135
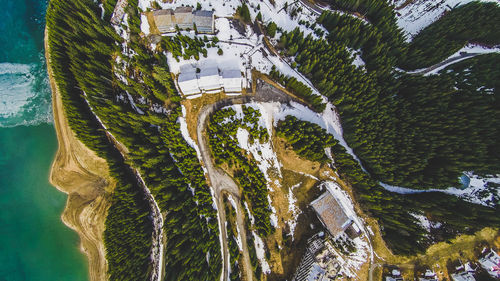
221, 69, 243, 93
310, 189, 354, 238
151, 7, 214, 34
176, 62, 244, 97
194, 10, 215, 33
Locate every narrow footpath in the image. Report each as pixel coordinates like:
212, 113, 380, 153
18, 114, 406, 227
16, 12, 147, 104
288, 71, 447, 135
81, 93, 165, 281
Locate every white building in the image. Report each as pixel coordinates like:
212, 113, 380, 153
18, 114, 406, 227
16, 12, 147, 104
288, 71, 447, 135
177, 65, 200, 96
175, 62, 245, 97
450, 271, 475, 281
221, 69, 243, 93
479, 250, 500, 279
198, 66, 221, 93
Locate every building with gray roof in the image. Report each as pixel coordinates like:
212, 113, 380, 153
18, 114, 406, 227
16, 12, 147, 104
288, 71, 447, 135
151, 7, 214, 34
221, 69, 243, 93
198, 66, 221, 93
178, 65, 200, 96
311, 189, 353, 238
173, 7, 193, 29
194, 10, 215, 33
152, 9, 175, 33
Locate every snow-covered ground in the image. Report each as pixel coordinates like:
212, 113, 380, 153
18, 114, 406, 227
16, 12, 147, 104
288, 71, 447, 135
225, 100, 362, 185
252, 231, 271, 274
267, 195, 279, 228
410, 212, 442, 233
396, 0, 499, 40
381, 173, 500, 207
236, 127, 281, 181
137, 0, 340, 93
286, 183, 302, 239
253, 101, 499, 209
227, 195, 244, 251
178, 105, 204, 164
270, 101, 361, 165
226, 101, 363, 178
403, 43, 500, 75
138, 0, 321, 35
140, 14, 150, 36
428, 44, 500, 74
227, 104, 283, 184
244, 201, 255, 225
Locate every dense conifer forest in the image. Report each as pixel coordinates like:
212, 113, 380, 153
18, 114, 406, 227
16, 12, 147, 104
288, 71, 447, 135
269, 66, 326, 112
275, 2, 500, 254
276, 116, 335, 162
280, 0, 500, 190
277, 116, 500, 255
400, 1, 500, 70
47, 0, 222, 279
46, 0, 500, 274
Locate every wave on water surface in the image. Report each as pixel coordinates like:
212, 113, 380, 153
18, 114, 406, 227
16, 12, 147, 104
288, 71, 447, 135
0, 55, 52, 127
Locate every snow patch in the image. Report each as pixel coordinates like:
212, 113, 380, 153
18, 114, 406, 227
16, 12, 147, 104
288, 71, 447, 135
140, 14, 150, 35
267, 195, 279, 228
227, 195, 243, 251
252, 231, 271, 274
381, 172, 500, 207
286, 183, 302, 239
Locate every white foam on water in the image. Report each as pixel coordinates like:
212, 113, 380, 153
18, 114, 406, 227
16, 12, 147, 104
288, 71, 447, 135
0, 60, 52, 127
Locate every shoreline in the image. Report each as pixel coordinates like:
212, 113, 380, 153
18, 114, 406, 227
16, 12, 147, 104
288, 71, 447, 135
45, 27, 113, 281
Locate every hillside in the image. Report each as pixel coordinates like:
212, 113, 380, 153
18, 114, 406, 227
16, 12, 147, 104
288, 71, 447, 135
46, 0, 500, 280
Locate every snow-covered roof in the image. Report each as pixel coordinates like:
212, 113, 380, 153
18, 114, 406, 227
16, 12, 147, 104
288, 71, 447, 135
424, 270, 436, 277
392, 270, 401, 276
221, 69, 242, 92
199, 66, 218, 77
198, 67, 221, 91
221, 69, 241, 79
178, 71, 197, 83
178, 70, 200, 95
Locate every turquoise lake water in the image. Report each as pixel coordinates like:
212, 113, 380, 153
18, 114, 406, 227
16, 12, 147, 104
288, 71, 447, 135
0, 0, 88, 280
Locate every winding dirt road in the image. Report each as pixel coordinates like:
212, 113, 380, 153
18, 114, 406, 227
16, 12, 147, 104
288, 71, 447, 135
195, 81, 300, 281
197, 98, 253, 281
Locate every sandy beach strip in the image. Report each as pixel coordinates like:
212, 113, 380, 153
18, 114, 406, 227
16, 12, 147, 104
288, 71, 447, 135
45, 27, 115, 281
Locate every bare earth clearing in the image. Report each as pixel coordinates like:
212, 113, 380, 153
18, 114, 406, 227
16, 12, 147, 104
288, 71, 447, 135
46, 29, 114, 281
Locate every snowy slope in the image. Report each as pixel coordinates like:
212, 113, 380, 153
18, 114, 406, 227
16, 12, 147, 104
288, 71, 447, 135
396, 0, 499, 39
